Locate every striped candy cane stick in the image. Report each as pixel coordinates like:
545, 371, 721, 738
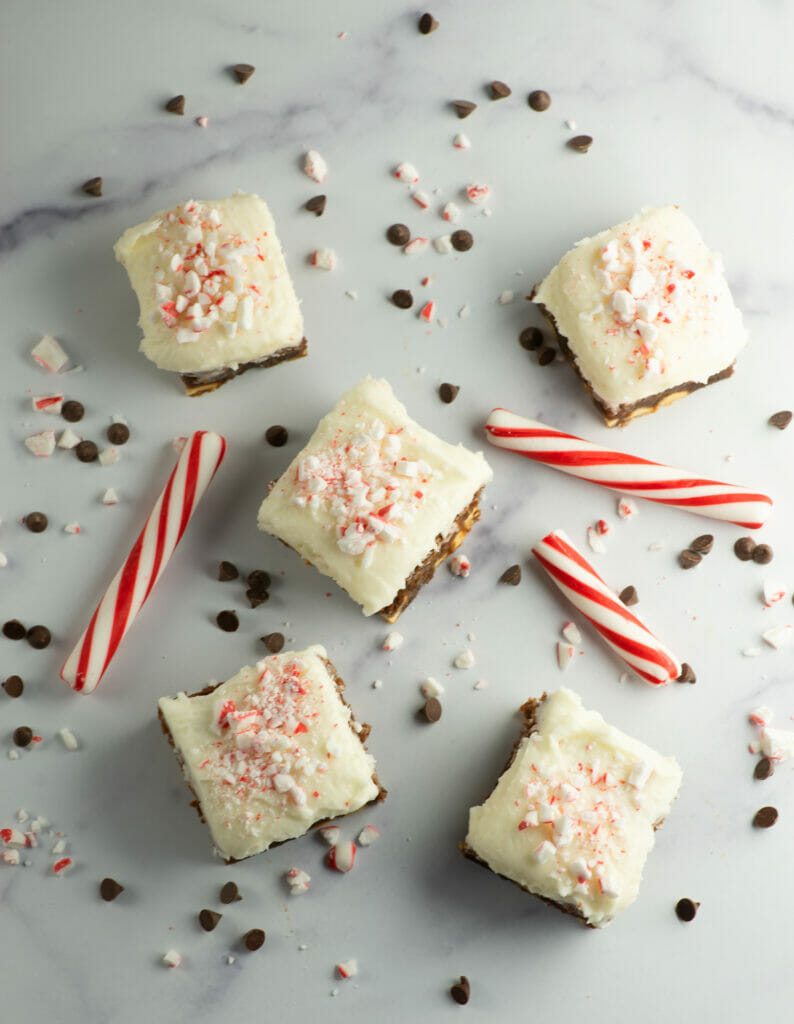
485, 409, 772, 529
61, 431, 227, 694
532, 530, 681, 686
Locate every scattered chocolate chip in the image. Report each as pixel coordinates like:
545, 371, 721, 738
439, 383, 460, 404
753, 806, 778, 829
3, 620, 26, 641
261, 632, 285, 654
386, 223, 411, 246
568, 134, 593, 153
528, 89, 551, 112
231, 63, 255, 85
304, 194, 326, 217
675, 898, 699, 922
752, 544, 773, 565
537, 346, 557, 366
265, 425, 288, 447
216, 610, 239, 633
243, 928, 266, 951
13, 726, 33, 748
199, 908, 222, 931
220, 881, 242, 904
76, 440, 99, 463
450, 976, 470, 1005
519, 326, 543, 350
677, 663, 696, 684
422, 697, 442, 723
218, 560, 239, 582
246, 589, 270, 609
391, 289, 414, 309
62, 400, 84, 422
500, 564, 522, 585
768, 410, 792, 430
450, 229, 473, 252
247, 570, 271, 593
489, 80, 511, 100
107, 422, 130, 445
689, 534, 714, 555
754, 756, 774, 781
679, 549, 701, 570
734, 536, 756, 561
24, 512, 48, 533
81, 176, 103, 197
619, 585, 638, 606
27, 625, 52, 650
165, 94, 185, 115
3, 675, 23, 698
418, 12, 438, 34
452, 100, 477, 119
100, 877, 124, 902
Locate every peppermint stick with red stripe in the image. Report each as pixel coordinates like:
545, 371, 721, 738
532, 530, 681, 686
61, 431, 227, 694
485, 409, 772, 529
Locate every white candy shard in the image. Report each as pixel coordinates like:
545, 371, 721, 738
98, 447, 120, 467
24, 430, 56, 457
311, 248, 337, 271
0, 552, 7, 568
762, 625, 793, 650
442, 201, 461, 223
433, 235, 453, 254
1, 828, 27, 847
453, 133, 471, 149
404, 237, 429, 256
336, 959, 358, 979
286, 867, 311, 894
319, 825, 341, 846
57, 428, 81, 450
760, 726, 794, 762
532, 840, 556, 864
58, 728, 79, 751
162, 950, 182, 968
454, 649, 475, 669
498, 290, 514, 305
556, 642, 575, 671
394, 162, 419, 184
763, 580, 787, 607
2, 850, 21, 865
304, 150, 328, 183
63, 522, 80, 535
421, 677, 444, 698
326, 840, 355, 872
749, 706, 773, 727
561, 621, 582, 645
357, 824, 380, 847
465, 184, 489, 204
383, 631, 403, 652
617, 497, 638, 520
411, 189, 430, 209
31, 335, 69, 373
586, 525, 606, 553
449, 554, 471, 577
32, 394, 64, 414
102, 488, 119, 506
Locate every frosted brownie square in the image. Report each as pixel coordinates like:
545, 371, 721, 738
114, 192, 305, 395
462, 688, 682, 927
533, 206, 747, 426
158, 645, 384, 862
257, 377, 493, 621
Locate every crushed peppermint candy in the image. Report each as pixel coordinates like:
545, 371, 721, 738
595, 519, 610, 536
286, 867, 311, 894
326, 840, 356, 873
58, 728, 79, 751
0, 553, 7, 569
557, 642, 575, 671
357, 824, 380, 847
383, 631, 404, 652
453, 133, 471, 150
394, 162, 419, 184
498, 290, 515, 305
442, 201, 461, 223
24, 430, 56, 458
336, 958, 358, 979
319, 825, 341, 846
760, 726, 794, 762
1, 828, 27, 847
102, 488, 119, 505
454, 649, 475, 669
411, 189, 430, 209
750, 706, 773, 727
617, 497, 638, 520
762, 625, 793, 650
98, 447, 120, 467
162, 950, 183, 968
419, 301, 435, 323
421, 677, 444, 698
449, 554, 471, 577
32, 394, 64, 414
763, 580, 787, 607
63, 522, 80, 535
433, 235, 453, 254
586, 525, 606, 554
561, 621, 582, 645
2, 849, 21, 865
52, 856, 74, 875
311, 248, 337, 271
465, 184, 489, 204
31, 335, 69, 373
303, 150, 328, 183
404, 237, 429, 256
57, 428, 81, 450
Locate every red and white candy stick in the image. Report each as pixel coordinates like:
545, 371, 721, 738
532, 530, 681, 685
485, 409, 772, 529
61, 431, 227, 695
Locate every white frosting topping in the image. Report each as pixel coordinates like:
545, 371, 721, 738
257, 377, 492, 616
533, 206, 747, 411
157, 645, 378, 860
114, 193, 303, 374
465, 688, 682, 927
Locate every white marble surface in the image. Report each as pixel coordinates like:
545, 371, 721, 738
2, 0, 794, 1019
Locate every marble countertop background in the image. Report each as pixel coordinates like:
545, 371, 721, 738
2, 0, 794, 1020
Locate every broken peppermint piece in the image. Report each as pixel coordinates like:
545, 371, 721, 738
433, 235, 453, 254
24, 430, 56, 458
319, 825, 341, 846
1, 828, 27, 847
443, 201, 461, 224
0, 553, 7, 568
102, 488, 119, 506
31, 335, 69, 373
411, 189, 430, 209
453, 133, 472, 150
57, 428, 81, 450
419, 301, 434, 323
394, 162, 419, 184
162, 950, 182, 968
32, 394, 64, 414
760, 726, 794, 762
303, 150, 327, 184
311, 248, 337, 271
586, 525, 606, 554
561, 621, 582, 645
52, 857, 74, 875
762, 625, 792, 650
336, 958, 358, 979
2, 849, 21, 865
326, 841, 355, 872
404, 237, 429, 257
763, 580, 787, 607
383, 631, 404, 652
98, 447, 120, 467
617, 497, 639, 520
58, 727, 79, 751
465, 184, 489, 204
454, 649, 475, 669
357, 824, 380, 847
449, 554, 471, 577
285, 867, 311, 894
421, 677, 444, 698
557, 641, 575, 671
63, 522, 81, 535
749, 706, 773, 727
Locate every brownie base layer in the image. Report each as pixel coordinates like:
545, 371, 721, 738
157, 657, 386, 864
180, 336, 308, 397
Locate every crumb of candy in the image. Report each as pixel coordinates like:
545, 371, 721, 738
587, 525, 606, 554
648, 541, 664, 552
304, 150, 328, 183
750, 706, 773, 727
345, 290, 358, 300
372, 679, 383, 689
51, 839, 66, 855
434, 235, 453, 254
336, 959, 358, 979
2, 849, 21, 865
421, 677, 444, 698
565, 119, 577, 130
0, 553, 7, 568
404, 237, 429, 256
449, 554, 471, 578
453, 133, 471, 149
102, 488, 119, 505
383, 631, 404, 651
32, 394, 64, 414
53, 857, 74, 875
195, 116, 209, 128
394, 162, 419, 183
458, 305, 470, 318
419, 300, 435, 322
57, 428, 81, 449
24, 430, 56, 458
58, 728, 79, 751
8, 750, 20, 760
286, 867, 311, 895
454, 649, 475, 669
557, 642, 575, 671
465, 184, 489, 203
595, 519, 610, 536
617, 497, 638, 520
442, 201, 461, 223
498, 290, 514, 304
326, 841, 355, 872
225, 955, 235, 965
162, 950, 182, 968
31, 336, 69, 373
63, 522, 80, 535
763, 580, 787, 607
561, 621, 582, 645
412, 189, 430, 209
357, 825, 380, 847
319, 825, 341, 846
762, 625, 792, 650
311, 248, 337, 271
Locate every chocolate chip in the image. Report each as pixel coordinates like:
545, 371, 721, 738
13, 726, 33, 748
216, 610, 239, 633
81, 177, 103, 197
619, 585, 638, 606
689, 534, 714, 555
391, 289, 414, 309
265, 425, 289, 447
752, 544, 773, 565
450, 229, 473, 252
528, 89, 551, 112
261, 632, 285, 654
231, 63, 255, 85
199, 908, 222, 931
2, 620, 26, 641
489, 80, 511, 100
500, 564, 522, 585
165, 94, 185, 115
450, 976, 470, 1005
568, 134, 593, 153
537, 346, 557, 366
107, 422, 130, 445
754, 756, 774, 781
243, 928, 266, 951
218, 560, 239, 581
25, 512, 48, 533
679, 549, 702, 570
675, 898, 699, 922
519, 327, 543, 350
304, 194, 326, 217
100, 877, 124, 902
734, 536, 756, 561
418, 12, 438, 34
452, 100, 477, 119
677, 663, 696, 684
386, 223, 411, 246
246, 589, 270, 609
753, 806, 778, 829
247, 570, 271, 593
220, 881, 242, 904
3, 675, 23, 698
27, 625, 51, 650
76, 440, 99, 463
769, 410, 792, 430
422, 697, 442, 723
439, 383, 460, 404
62, 400, 84, 422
